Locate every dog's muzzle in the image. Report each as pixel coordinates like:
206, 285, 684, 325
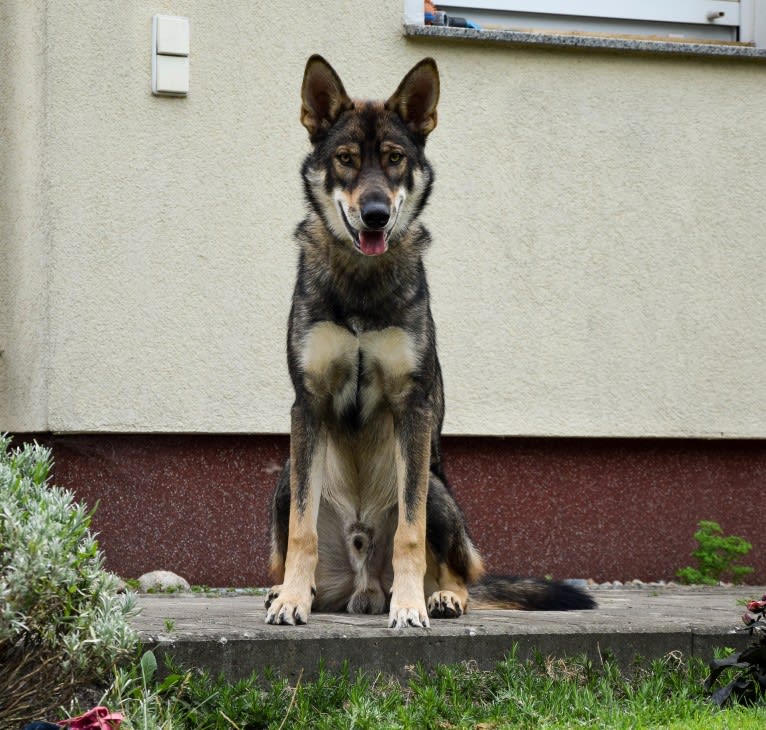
357, 200, 390, 256
339, 198, 391, 257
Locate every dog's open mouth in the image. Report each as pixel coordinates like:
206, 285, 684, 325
338, 205, 389, 257
357, 229, 387, 256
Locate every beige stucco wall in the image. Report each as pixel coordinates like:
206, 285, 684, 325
1, 0, 764, 438
0, 1, 50, 431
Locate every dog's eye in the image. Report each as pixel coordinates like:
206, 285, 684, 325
337, 152, 353, 166
388, 152, 403, 164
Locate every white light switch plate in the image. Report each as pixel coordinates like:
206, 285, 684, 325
155, 15, 190, 56
152, 15, 190, 96
154, 55, 189, 95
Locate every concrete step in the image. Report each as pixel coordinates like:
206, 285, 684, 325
132, 586, 764, 682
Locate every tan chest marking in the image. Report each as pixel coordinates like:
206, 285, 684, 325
300, 322, 359, 416
359, 326, 418, 419
300, 322, 419, 420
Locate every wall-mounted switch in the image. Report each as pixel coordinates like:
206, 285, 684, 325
152, 15, 190, 96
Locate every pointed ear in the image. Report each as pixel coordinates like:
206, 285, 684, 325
300, 55, 353, 142
385, 58, 440, 139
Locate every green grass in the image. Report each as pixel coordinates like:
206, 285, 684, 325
91, 648, 766, 729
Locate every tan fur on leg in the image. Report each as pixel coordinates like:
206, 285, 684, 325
265, 420, 326, 626
388, 429, 430, 628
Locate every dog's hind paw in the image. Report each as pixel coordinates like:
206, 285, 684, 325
347, 586, 387, 615
427, 590, 464, 619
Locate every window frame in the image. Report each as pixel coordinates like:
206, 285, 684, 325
404, 0, 766, 48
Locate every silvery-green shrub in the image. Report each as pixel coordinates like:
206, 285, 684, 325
0, 435, 138, 726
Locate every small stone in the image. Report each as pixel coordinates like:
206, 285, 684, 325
138, 570, 191, 593
612, 580, 623, 587
631, 579, 644, 587
563, 578, 588, 589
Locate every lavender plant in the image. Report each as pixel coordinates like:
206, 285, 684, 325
0, 436, 138, 728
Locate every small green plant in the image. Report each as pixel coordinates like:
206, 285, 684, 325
677, 520, 754, 585
99, 650, 193, 730
0, 435, 138, 728
123, 578, 141, 592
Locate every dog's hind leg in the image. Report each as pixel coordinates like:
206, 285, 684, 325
424, 474, 484, 619
426, 558, 469, 618
265, 460, 289, 610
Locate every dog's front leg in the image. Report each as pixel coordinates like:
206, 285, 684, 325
265, 404, 325, 625
389, 401, 431, 629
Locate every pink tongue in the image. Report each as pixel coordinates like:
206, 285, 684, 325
358, 230, 387, 256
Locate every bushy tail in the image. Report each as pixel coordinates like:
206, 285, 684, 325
469, 575, 596, 611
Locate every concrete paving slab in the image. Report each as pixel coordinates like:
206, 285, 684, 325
132, 586, 765, 682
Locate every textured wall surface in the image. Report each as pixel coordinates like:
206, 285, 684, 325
1, 1, 765, 437
0, 2, 50, 429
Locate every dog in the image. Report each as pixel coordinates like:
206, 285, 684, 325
265, 55, 595, 628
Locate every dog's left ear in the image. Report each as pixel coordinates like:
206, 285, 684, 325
386, 58, 440, 139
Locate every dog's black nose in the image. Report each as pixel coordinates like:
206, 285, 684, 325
360, 200, 390, 229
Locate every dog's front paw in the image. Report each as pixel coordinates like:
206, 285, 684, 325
427, 590, 465, 619
388, 595, 430, 629
264, 585, 314, 626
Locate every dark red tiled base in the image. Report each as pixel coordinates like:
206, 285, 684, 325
445, 438, 765, 585
14, 434, 765, 586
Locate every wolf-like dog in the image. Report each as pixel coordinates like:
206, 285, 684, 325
265, 55, 595, 628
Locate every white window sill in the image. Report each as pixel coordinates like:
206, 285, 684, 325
404, 23, 766, 61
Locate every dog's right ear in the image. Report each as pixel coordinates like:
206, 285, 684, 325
300, 55, 353, 142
